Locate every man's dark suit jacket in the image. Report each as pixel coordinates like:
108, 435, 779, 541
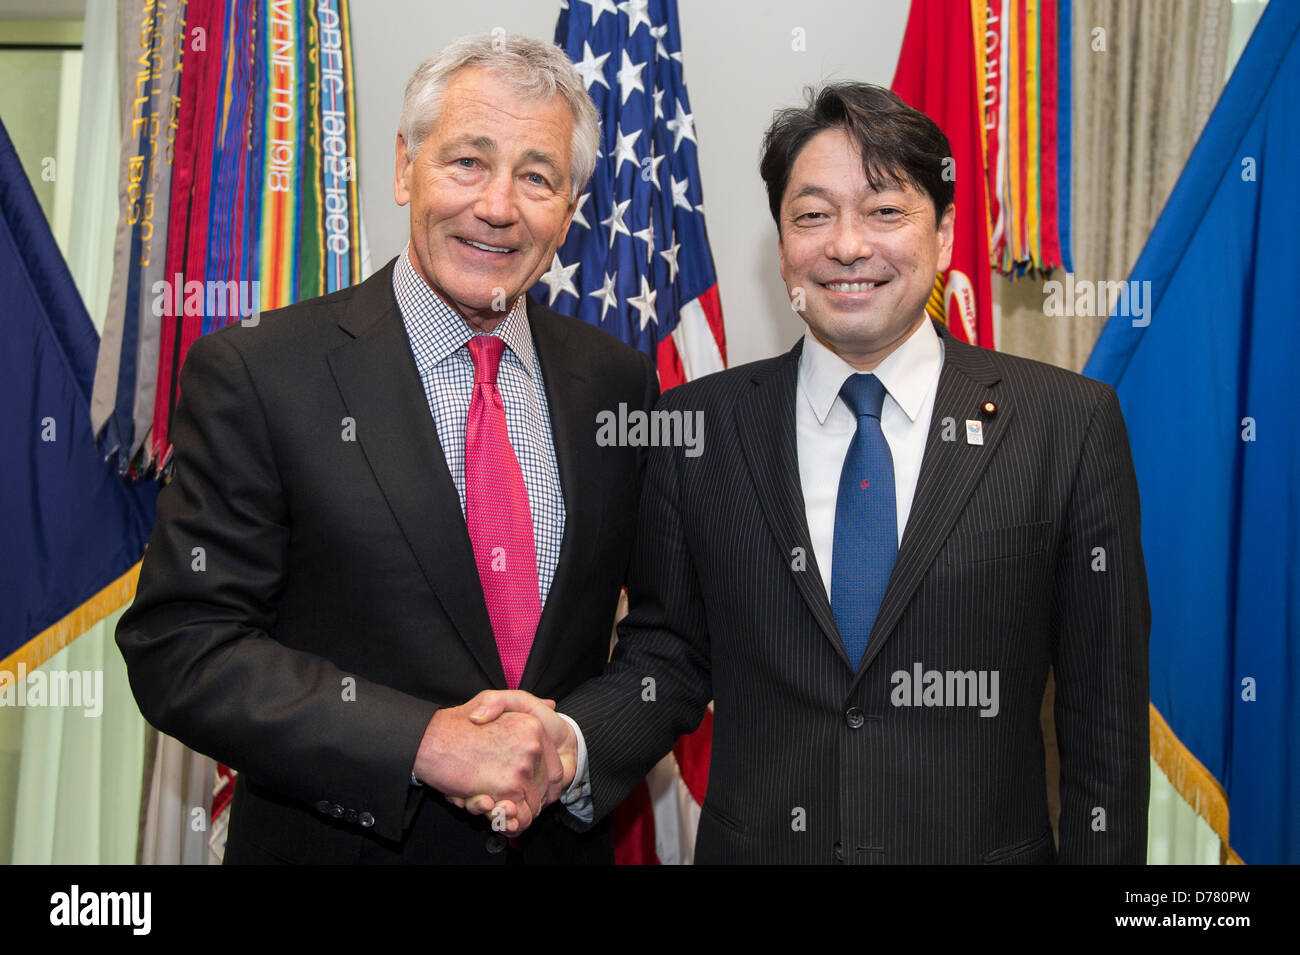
563, 320, 1151, 864
117, 257, 657, 864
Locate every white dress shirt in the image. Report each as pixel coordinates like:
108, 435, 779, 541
562, 316, 945, 822
797, 317, 944, 598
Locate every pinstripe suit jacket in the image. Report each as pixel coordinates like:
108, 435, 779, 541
563, 320, 1150, 864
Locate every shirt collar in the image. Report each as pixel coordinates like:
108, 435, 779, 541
798, 316, 943, 425
392, 244, 536, 372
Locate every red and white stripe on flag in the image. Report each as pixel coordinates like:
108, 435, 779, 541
656, 285, 727, 389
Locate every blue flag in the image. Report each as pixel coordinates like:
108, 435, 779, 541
1084, 0, 1299, 864
0, 117, 156, 661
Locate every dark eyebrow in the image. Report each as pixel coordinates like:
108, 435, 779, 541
787, 184, 835, 204
788, 179, 911, 203
862, 177, 908, 196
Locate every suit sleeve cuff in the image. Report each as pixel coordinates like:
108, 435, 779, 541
556, 712, 594, 824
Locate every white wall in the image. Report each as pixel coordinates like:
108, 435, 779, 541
351, 0, 908, 368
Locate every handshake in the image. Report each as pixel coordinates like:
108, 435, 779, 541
412, 689, 579, 834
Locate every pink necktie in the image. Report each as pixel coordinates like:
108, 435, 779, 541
464, 335, 541, 689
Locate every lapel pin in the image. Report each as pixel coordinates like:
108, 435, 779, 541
965, 420, 984, 445
980, 400, 997, 417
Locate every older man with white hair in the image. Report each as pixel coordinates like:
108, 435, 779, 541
117, 34, 656, 865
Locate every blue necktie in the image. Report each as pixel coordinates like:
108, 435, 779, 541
831, 373, 898, 668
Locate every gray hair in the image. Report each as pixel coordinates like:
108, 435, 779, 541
399, 33, 601, 201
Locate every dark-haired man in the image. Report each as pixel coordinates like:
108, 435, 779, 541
476, 82, 1151, 864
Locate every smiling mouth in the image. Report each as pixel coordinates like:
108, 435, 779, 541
823, 280, 887, 292
457, 237, 516, 254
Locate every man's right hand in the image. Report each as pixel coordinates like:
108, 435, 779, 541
455, 690, 580, 828
468, 690, 578, 790
413, 690, 565, 833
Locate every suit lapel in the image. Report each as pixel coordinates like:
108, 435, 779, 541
854, 321, 1015, 678
325, 260, 505, 687
735, 341, 847, 665
517, 297, 601, 691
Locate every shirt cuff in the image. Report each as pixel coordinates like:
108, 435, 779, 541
556, 712, 594, 823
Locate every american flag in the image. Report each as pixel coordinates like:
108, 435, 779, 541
534, 0, 724, 864
533, 0, 727, 388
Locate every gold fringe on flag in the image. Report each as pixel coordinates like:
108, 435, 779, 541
925, 271, 946, 324
1149, 702, 1244, 865
0, 562, 141, 674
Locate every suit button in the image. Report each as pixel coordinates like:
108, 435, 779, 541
486, 834, 507, 854
316, 800, 332, 815
845, 707, 865, 729
330, 803, 344, 819
344, 809, 358, 824
833, 841, 845, 862
359, 812, 375, 828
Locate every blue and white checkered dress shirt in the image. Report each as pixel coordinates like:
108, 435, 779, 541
391, 248, 565, 607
